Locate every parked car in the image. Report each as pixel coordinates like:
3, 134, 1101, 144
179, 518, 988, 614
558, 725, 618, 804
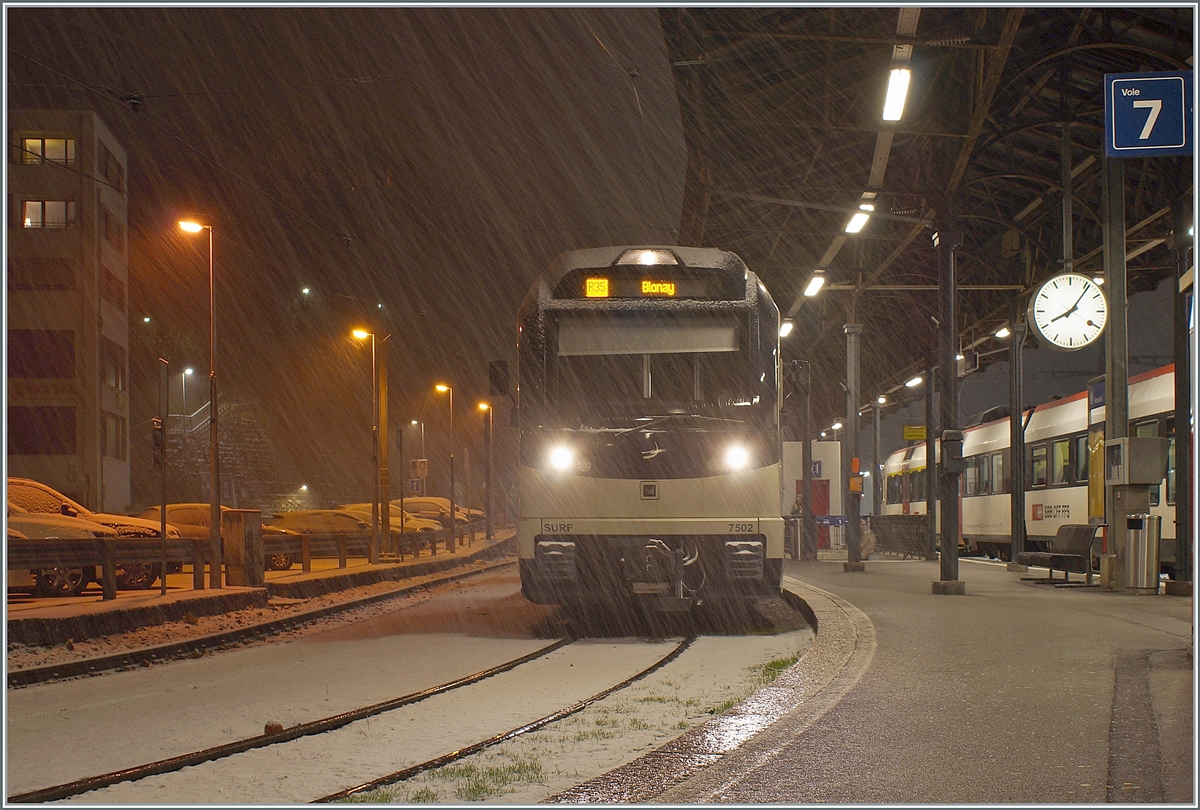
264, 509, 371, 534
392, 496, 483, 529
7, 477, 180, 590
338, 503, 443, 533
7, 502, 119, 596
137, 503, 303, 571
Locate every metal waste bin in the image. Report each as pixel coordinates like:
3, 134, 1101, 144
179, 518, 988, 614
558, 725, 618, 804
1125, 513, 1161, 594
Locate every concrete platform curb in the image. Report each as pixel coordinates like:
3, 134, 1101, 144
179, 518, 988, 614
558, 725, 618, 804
266, 536, 514, 600
7, 536, 516, 674
545, 575, 875, 803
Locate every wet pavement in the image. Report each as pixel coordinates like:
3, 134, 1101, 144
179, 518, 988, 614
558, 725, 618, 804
554, 554, 1193, 804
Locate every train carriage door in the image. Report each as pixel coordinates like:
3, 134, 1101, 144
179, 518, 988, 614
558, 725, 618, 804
812, 479, 830, 549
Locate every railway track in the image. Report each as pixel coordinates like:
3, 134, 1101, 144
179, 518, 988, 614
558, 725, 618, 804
7, 558, 517, 688
9, 634, 696, 804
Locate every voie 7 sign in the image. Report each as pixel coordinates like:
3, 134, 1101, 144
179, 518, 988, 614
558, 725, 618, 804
1104, 71, 1193, 158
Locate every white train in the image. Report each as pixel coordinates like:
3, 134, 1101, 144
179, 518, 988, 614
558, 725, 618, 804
516, 246, 784, 610
882, 366, 1180, 573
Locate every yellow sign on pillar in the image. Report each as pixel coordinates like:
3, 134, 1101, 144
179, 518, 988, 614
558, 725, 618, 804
903, 424, 927, 441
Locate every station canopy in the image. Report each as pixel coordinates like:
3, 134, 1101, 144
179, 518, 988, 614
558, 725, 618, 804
660, 7, 1193, 421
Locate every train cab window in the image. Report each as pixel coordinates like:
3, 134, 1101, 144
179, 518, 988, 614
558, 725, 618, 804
911, 469, 925, 502
887, 475, 902, 505
1134, 419, 1159, 438
1051, 439, 1070, 485
991, 452, 1005, 494
1031, 444, 1047, 487
1074, 435, 1089, 483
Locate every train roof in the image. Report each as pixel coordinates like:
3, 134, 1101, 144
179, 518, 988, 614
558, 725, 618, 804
542, 245, 751, 291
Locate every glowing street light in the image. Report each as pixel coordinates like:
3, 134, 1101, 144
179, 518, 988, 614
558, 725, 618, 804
352, 328, 389, 563
178, 218, 221, 588
435, 384, 457, 552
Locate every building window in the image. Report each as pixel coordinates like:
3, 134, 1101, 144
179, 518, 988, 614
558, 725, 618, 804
103, 411, 127, 460
8, 329, 75, 378
7, 257, 74, 290
100, 265, 126, 311
102, 337, 126, 391
8, 406, 76, 454
22, 200, 77, 228
97, 141, 125, 192
20, 137, 76, 165
100, 205, 125, 251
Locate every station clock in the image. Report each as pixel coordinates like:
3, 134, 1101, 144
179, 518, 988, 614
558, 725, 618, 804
1027, 272, 1108, 350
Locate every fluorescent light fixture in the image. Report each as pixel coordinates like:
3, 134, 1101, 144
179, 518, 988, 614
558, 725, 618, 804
995, 326, 1011, 339
882, 67, 912, 121
804, 273, 826, 297
1092, 276, 1104, 285
779, 320, 794, 338
845, 203, 874, 234
905, 375, 923, 388
831, 421, 843, 430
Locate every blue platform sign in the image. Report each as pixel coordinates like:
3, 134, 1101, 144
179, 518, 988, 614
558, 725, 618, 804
1104, 71, 1193, 158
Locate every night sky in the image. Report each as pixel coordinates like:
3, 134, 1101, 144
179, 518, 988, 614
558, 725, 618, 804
7, 7, 687, 507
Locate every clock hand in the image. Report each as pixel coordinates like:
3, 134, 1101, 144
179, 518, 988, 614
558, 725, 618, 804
1049, 290, 1088, 322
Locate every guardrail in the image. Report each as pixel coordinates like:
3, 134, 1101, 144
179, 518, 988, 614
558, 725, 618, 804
869, 515, 935, 559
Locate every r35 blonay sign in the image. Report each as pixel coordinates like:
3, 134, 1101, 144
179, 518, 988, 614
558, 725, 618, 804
1104, 71, 1193, 158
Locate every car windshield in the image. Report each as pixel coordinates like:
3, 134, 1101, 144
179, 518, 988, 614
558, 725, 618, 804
8, 480, 94, 517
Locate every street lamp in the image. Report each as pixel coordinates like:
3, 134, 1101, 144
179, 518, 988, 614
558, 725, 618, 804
353, 328, 388, 564
410, 420, 426, 494
478, 403, 494, 539
435, 384, 456, 552
181, 367, 194, 417
178, 219, 221, 589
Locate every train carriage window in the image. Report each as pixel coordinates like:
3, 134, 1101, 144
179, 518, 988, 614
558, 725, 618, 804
887, 474, 901, 505
991, 452, 1005, 494
1134, 419, 1159, 438
1051, 439, 1070, 485
978, 453, 991, 495
911, 469, 924, 502
1074, 435, 1089, 483
1031, 444, 1047, 487
965, 458, 979, 496
1167, 417, 1176, 505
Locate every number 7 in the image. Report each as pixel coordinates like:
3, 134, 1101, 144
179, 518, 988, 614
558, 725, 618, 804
1133, 99, 1162, 139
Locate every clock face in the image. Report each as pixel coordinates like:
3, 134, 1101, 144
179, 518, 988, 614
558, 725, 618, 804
1028, 273, 1108, 350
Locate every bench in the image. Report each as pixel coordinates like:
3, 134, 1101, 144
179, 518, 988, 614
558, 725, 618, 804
1015, 524, 1100, 586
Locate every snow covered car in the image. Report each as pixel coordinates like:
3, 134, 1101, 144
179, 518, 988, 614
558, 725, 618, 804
7, 502, 118, 597
138, 503, 303, 570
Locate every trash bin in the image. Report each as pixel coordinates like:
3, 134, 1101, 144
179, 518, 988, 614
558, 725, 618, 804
1125, 513, 1161, 594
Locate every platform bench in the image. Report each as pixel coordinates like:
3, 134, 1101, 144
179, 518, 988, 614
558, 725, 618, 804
1015, 524, 1100, 585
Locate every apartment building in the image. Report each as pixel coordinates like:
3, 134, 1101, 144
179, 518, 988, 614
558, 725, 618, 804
8, 110, 131, 512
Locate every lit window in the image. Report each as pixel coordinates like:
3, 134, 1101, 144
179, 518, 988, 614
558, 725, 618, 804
22, 200, 76, 228
21, 137, 75, 165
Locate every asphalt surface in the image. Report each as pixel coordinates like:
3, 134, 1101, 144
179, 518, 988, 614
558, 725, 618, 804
559, 555, 1193, 804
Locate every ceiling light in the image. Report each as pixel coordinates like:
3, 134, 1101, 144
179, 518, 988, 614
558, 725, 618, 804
845, 212, 871, 234
995, 326, 1011, 339
1092, 276, 1104, 285
882, 67, 912, 121
955, 353, 964, 361
779, 320, 794, 338
804, 272, 826, 297
831, 421, 843, 430
905, 376, 923, 388
877, 395, 886, 405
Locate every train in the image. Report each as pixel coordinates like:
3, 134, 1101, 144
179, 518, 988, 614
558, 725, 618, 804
882, 365, 1181, 573
516, 246, 784, 611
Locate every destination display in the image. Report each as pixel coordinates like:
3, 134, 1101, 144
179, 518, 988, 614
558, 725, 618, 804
554, 266, 742, 300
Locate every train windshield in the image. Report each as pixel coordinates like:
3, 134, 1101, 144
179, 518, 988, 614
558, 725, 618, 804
546, 311, 772, 429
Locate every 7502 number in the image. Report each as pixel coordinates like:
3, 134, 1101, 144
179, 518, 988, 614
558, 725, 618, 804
728, 522, 755, 533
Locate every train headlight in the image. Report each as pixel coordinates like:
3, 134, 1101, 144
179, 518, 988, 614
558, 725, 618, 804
724, 444, 750, 470
548, 445, 574, 471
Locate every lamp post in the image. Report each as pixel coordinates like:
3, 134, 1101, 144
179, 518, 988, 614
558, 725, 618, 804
178, 219, 221, 589
353, 328, 388, 564
479, 403, 494, 539
410, 420, 426, 495
181, 367, 194, 416
435, 384, 456, 552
